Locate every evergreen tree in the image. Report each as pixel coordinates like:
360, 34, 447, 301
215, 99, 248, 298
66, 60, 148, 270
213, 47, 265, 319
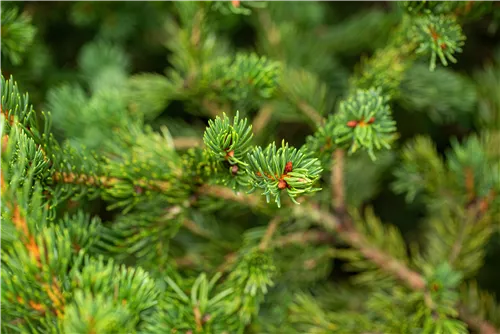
1, 1, 500, 333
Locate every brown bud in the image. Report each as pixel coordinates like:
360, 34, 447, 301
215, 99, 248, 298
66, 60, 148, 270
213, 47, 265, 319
231, 165, 238, 175
284, 161, 293, 174
278, 179, 288, 190
346, 120, 358, 128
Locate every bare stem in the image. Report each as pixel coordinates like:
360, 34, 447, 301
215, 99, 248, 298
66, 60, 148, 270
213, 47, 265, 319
182, 219, 212, 239
252, 104, 274, 134
297, 100, 325, 126
173, 137, 203, 150
341, 226, 426, 290
197, 184, 262, 209
202, 98, 223, 119
52, 172, 172, 192
216, 253, 238, 273
458, 306, 499, 334
259, 217, 281, 250
332, 149, 346, 216
274, 230, 334, 248
258, 10, 281, 48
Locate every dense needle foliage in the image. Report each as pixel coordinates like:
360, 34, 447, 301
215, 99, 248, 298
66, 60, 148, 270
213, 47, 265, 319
1, 1, 500, 333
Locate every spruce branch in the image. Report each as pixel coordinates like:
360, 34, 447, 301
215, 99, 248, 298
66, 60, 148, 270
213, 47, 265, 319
203, 111, 253, 166
0, 5, 36, 65
411, 13, 466, 71
332, 88, 397, 160
200, 169, 499, 333
200, 53, 282, 108
247, 140, 323, 207
199, 183, 428, 293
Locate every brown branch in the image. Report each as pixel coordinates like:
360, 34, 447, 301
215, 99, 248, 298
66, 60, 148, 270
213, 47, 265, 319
259, 217, 281, 250
252, 104, 274, 134
182, 219, 212, 240
197, 184, 262, 210
274, 230, 334, 248
458, 306, 499, 334
341, 226, 426, 291
332, 149, 346, 216
202, 98, 224, 119
190, 9, 204, 48
292, 202, 427, 290
193, 304, 203, 332
173, 137, 203, 150
173, 254, 197, 268
52, 172, 171, 192
258, 10, 281, 47
52, 172, 116, 187
216, 252, 238, 273
297, 100, 325, 126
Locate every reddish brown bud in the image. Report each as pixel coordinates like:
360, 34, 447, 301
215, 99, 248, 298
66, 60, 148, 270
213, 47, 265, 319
134, 186, 143, 195
225, 150, 234, 159
202, 314, 211, 323
284, 161, 293, 174
367, 117, 375, 124
440, 43, 447, 50
232, 0, 240, 7
231, 165, 239, 175
278, 179, 288, 190
347, 120, 358, 128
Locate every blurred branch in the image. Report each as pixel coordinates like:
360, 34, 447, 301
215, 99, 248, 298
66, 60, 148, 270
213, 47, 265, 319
259, 217, 281, 250
174, 137, 203, 149
252, 103, 274, 134
296, 100, 325, 126
332, 149, 346, 216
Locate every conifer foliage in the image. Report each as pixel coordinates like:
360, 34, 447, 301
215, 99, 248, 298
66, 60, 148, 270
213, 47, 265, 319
1, 1, 500, 333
